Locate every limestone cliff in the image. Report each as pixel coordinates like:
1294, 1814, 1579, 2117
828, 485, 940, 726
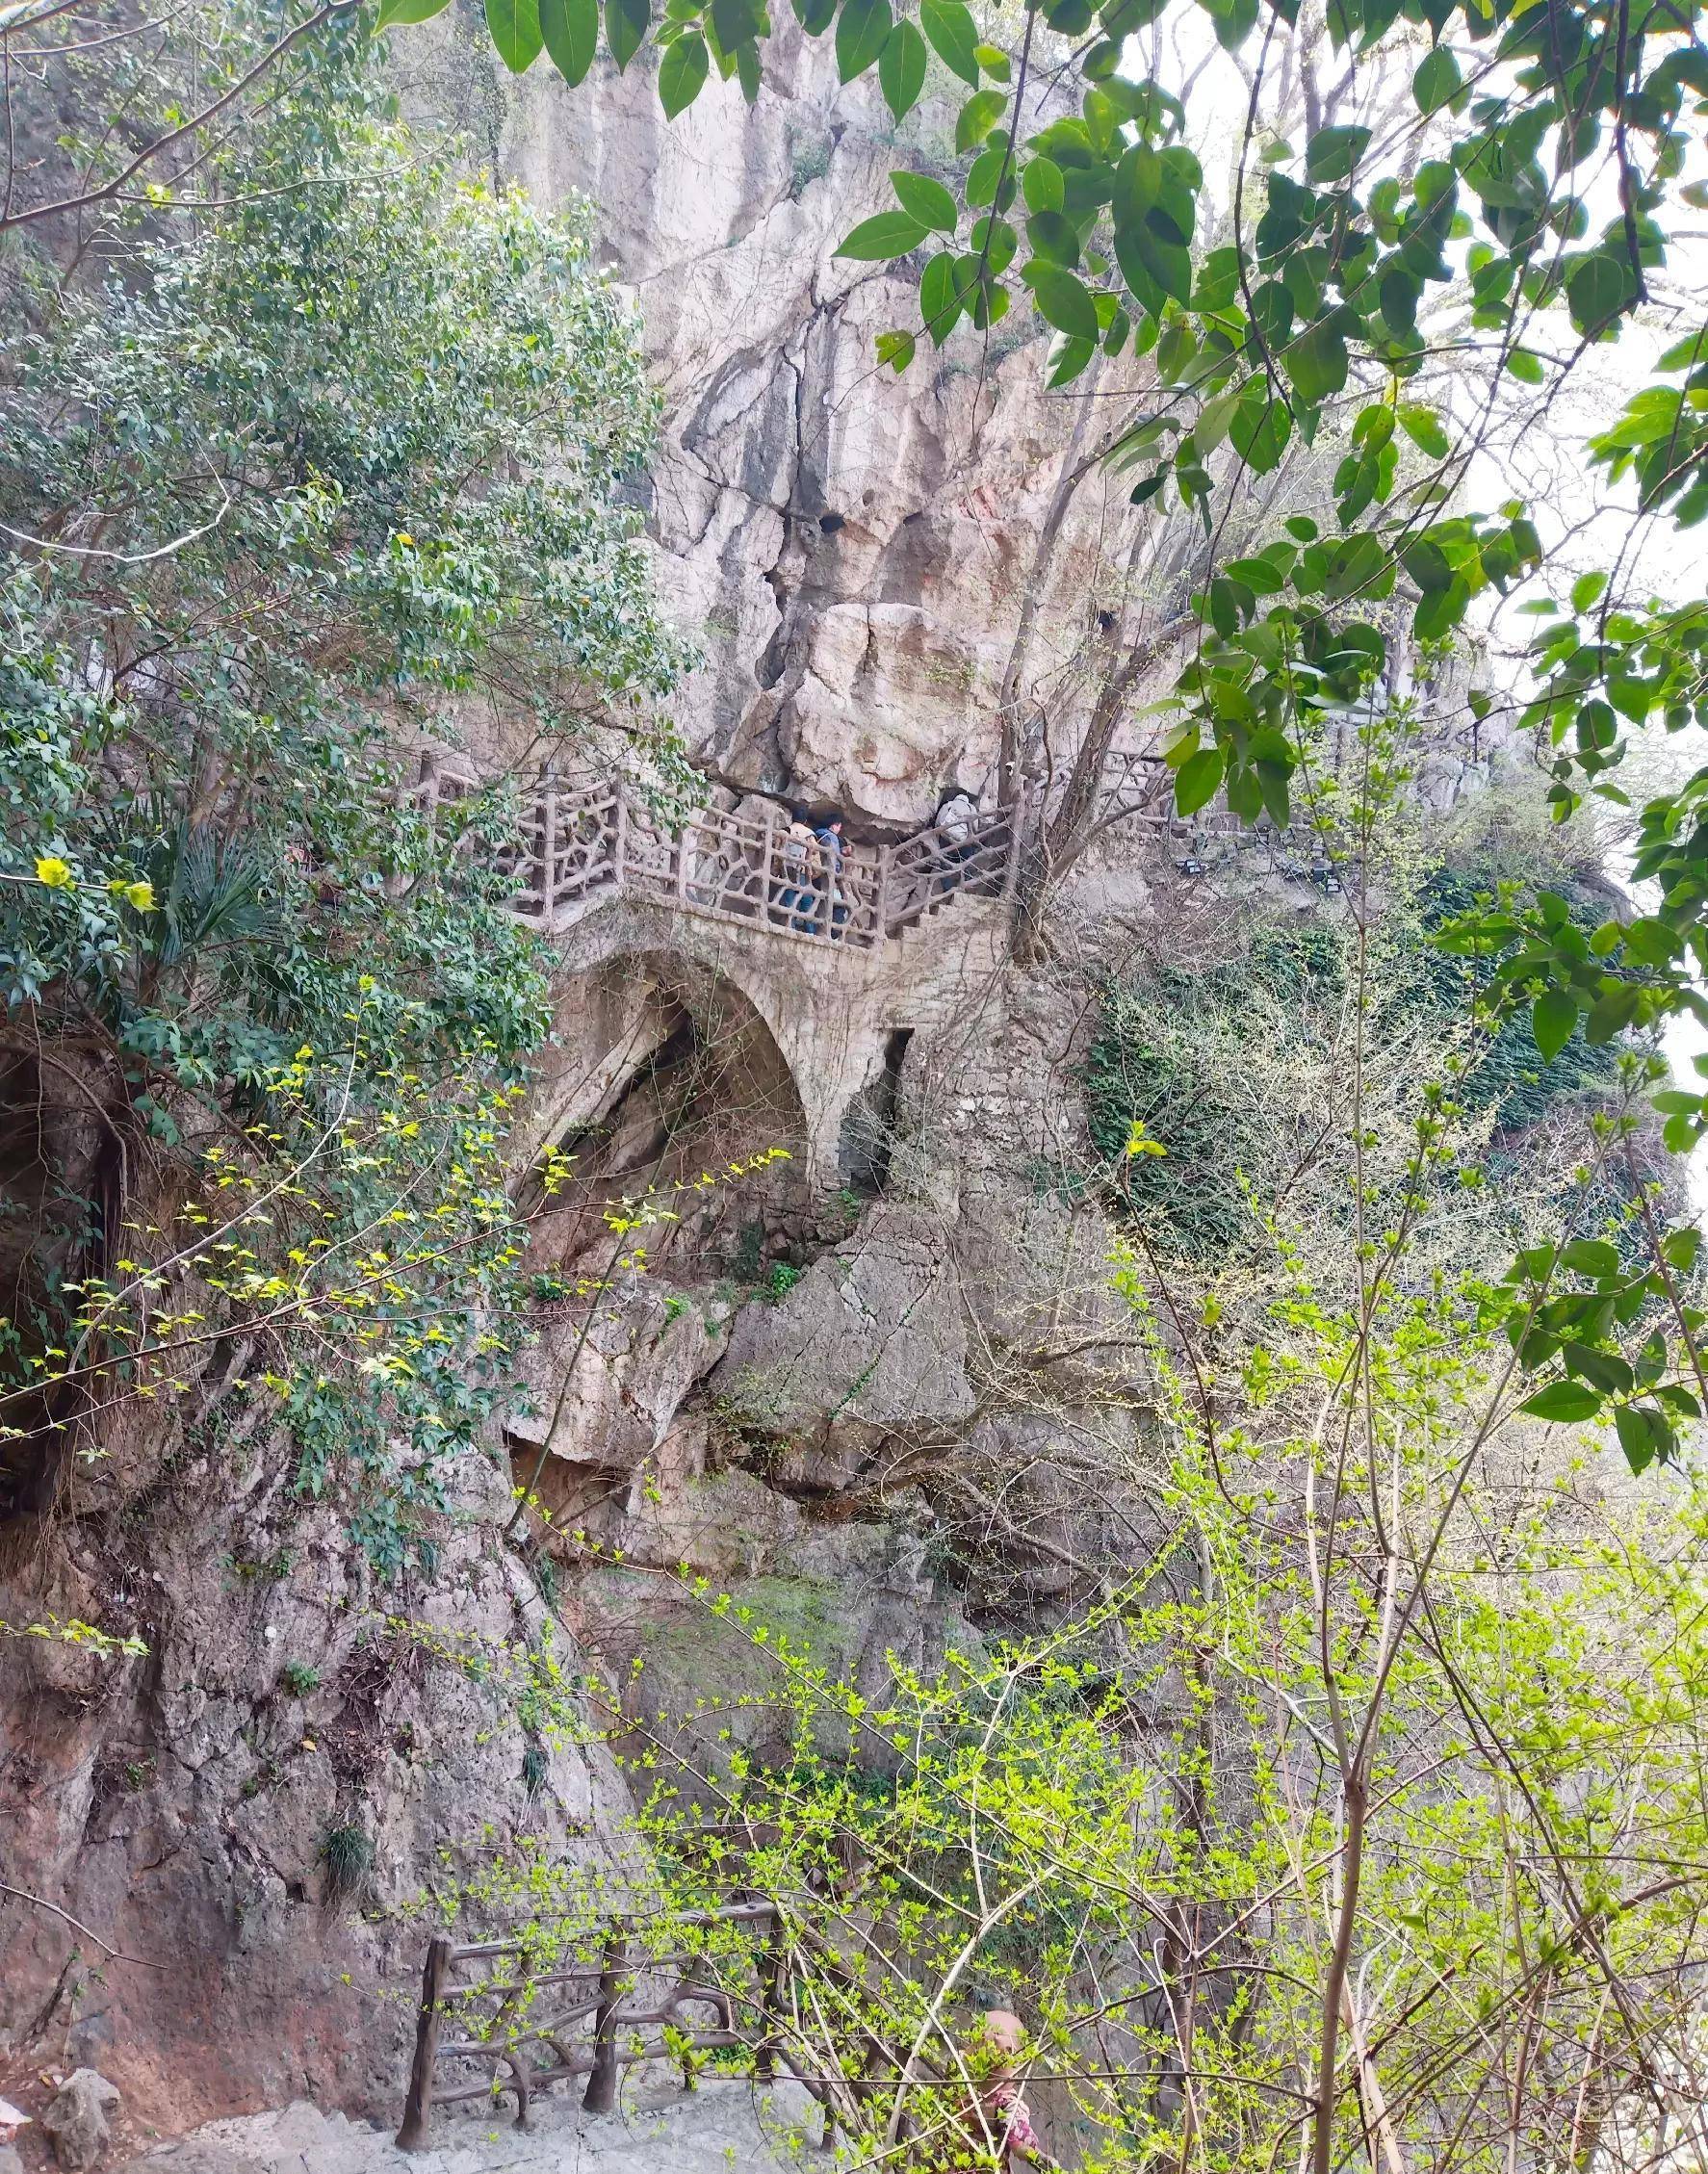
393, 5, 1138, 826
0, 11, 1490, 2145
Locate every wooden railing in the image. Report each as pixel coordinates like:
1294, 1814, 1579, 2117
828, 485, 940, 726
393, 1895, 1010, 2159
395, 1898, 793, 2148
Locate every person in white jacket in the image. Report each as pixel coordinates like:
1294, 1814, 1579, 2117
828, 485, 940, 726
934, 790, 978, 893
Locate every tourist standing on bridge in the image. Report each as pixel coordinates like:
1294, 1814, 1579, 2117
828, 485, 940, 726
778, 806, 819, 931
813, 814, 846, 939
934, 789, 978, 894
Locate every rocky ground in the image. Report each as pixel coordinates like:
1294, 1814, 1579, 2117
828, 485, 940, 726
99, 2082, 816, 2174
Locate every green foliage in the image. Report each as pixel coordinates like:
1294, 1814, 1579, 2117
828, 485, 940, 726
1086, 919, 1345, 1259
320, 1822, 375, 1902
1411, 864, 1619, 1134
279, 1660, 322, 1695
0, 53, 686, 1566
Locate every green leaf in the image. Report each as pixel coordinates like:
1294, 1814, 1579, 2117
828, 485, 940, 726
875, 328, 917, 373
793, 0, 836, 28
712, 0, 766, 50
607, 0, 651, 68
375, 0, 453, 27
1113, 142, 1161, 224
1518, 1381, 1602, 1422
1561, 1238, 1620, 1279
1023, 158, 1065, 215
837, 0, 891, 79
1506, 347, 1544, 383
1284, 314, 1349, 401
1400, 538, 1451, 593
878, 19, 927, 116
1412, 45, 1462, 113
970, 215, 1016, 274
1532, 987, 1577, 1063
837, 210, 931, 259
955, 87, 1007, 151
1305, 124, 1371, 183
659, 29, 710, 111
1229, 387, 1291, 474
920, 0, 980, 82
892, 168, 958, 232
540, 0, 599, 80
1027, 209, 1080, 267
1175, 746, 1225, 815
1397, 402, 1450, 457
1113, 172, 1191, 311
966, 142, 1015, 210
1023, 262, 1100, 342
1616, 1403, 1661, 1473
1567, 252, 1632, 334
486, 0, 545, 69
920, 251, 964, 344
1570, 569, 1609, 612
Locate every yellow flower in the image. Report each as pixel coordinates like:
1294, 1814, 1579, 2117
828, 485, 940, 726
35, 855, 73, 889
395, 531, 414, 547
123, 880, 156, 913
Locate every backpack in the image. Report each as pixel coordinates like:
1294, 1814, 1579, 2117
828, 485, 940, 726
783, 820, 815, 871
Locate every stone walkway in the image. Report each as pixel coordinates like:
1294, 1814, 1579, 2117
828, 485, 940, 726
117, 2080, 822, 2174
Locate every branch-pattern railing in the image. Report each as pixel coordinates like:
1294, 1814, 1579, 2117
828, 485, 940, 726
409, 744, 1366, 951
413, 763, 1025, 948
395, 1898, 792, 2149
394, 1896, 1001, 2160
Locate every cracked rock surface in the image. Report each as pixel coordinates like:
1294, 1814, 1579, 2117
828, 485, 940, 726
392, 17, 1135, 825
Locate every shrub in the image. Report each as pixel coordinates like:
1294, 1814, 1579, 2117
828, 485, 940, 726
319, 1824, 375, 1903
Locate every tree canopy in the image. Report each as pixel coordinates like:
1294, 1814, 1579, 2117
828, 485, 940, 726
0, 56, 686, 1566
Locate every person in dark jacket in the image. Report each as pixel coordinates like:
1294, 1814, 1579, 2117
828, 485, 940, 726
812, 814, 846, 938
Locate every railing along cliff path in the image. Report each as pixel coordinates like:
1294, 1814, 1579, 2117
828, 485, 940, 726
408, 752, 1335, 954
414, 764, 1027, 949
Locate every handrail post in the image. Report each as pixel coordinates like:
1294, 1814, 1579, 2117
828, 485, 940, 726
875, 843, 893, 938
582, 1928, 628, 2114
540, 767, 557, 922
611, 781, 628, 893
761, 802, 777, 926
755, 1908, 786, 2083
396, 1934, 453, 2150
676, 812, 692, 906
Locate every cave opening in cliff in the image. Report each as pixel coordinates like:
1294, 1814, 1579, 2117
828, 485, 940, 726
840, 1025, 912, 1197
520, 952, 811, 1287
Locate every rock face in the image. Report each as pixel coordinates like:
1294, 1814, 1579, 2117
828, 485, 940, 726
393, 12, 1138, 826
0, 1441, 637, 2130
